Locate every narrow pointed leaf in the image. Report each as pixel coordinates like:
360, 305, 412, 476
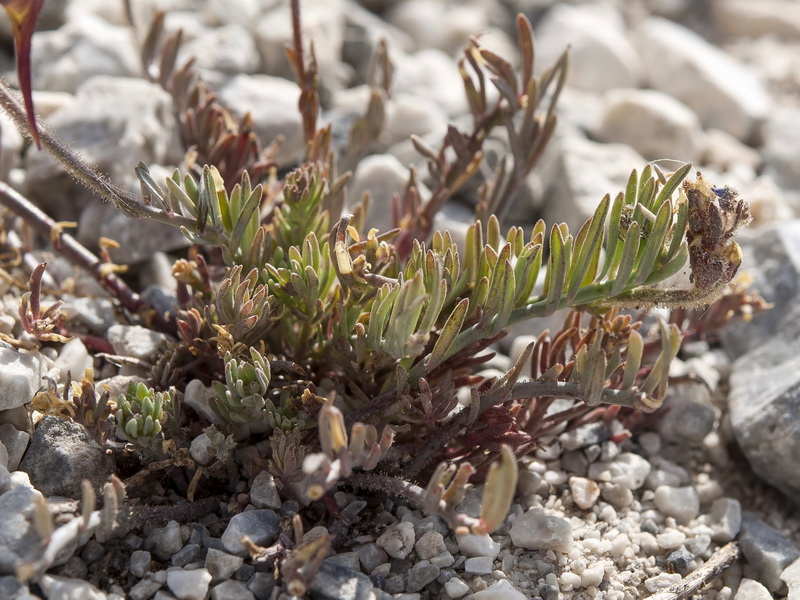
425, 298, 469, 371
567, 195, 609, 302
610, 221, 640, 296
633, 200, 672, 286
2, 0, 44, 147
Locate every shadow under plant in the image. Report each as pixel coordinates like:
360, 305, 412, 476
0, 0, 763, 595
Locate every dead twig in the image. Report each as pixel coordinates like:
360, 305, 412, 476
0, 180, 177, 335
644, 542, 740, 600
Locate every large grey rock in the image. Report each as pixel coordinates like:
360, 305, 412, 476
739, 512, 800, 593
533, 4, 643, 92
634, 17, 771, 142
595, 89, 703, 163
26, 76, 179, 223
721, 221, 800, 357
19, 416, 113, 498
30, 13, 139, 94
218, 75, 303, 168
729, 329, 800, 502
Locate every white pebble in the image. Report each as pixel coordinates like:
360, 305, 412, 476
465, 556, 494, 574
444, 577, 469, 598
570, 476, 601, 509
654, 485, 700, 524
588, 452, 651, 490
581, 563, 605, 587
656, 529, 687, 549
472, 579, 527, 600
166, 568, 211, 600
456, 533, 500, 559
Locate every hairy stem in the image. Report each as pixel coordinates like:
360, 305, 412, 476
0, 78, 197, 231
0, 181, 177, 335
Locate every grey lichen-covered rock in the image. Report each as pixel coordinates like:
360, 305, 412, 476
739, 512, 800, 593
18, 416, 114, 498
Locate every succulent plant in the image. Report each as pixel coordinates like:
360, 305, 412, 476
115, 382, 172, 449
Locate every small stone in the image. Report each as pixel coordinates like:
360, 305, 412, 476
509, 509, 573, 553
430, 551, 455, 568
129, 550, 151, 579
210, 580, 255, 600
309, 560, 378, 600
406, 560, 440, 592
587, 452, 651, 490
667, 548, 695, 575
247, 572, 275, 600
0, 349, 41, 411
735, 578, 772, 600
444, 577, 469, 598
0, 424, 29, 472
189, 434, 216, 467
600, 482, 633, 509
455, 534, 500, 559
711, 498, 742, 543
326, 552, 360, 571
205, 549, 244, 582
39, 575, 106, 599
644, 573, 682, 592
353, 543, 388, 574
171, 544, 201, 568
221, 510, 279, 557
166, 568, 211, 600
569, 477, 601, 510
414, 531, 446, 561
249, 471, 281, 510
148, 521, 184, 561
107, 324, 171, 362
472, 579, 527, 600
654, 486, 700, 524
129, 574, 165, 600
656, 529, 686, 550
580, 563, 605, 587
464, 556, 493, 575
0, 575, 36, 600
53, 337, 93, 384
376, 521, 415, 560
